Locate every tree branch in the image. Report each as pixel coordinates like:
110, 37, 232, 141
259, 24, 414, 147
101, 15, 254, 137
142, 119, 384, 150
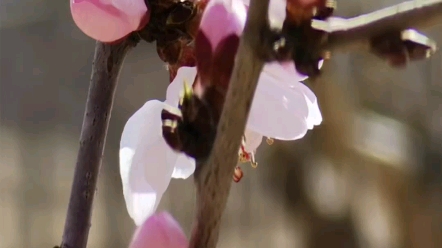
188, 1, 442, 247
188, 1, 269, 248
312, 0, 442, 52
60, 36, 138, 248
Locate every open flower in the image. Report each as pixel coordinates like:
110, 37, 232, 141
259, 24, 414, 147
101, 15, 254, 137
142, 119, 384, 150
194, 0, 322, 140
70, 0, 150, 42
120, 66, 264, 226
120, 0, 322, 226
120, 63, 321, 225
128, 212, 188, 248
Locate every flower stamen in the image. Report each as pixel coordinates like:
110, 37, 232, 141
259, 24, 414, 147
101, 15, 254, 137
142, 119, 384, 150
162, 119, 177, 132
178, 80, 193, 108
250, 152, 258, 168
238, 136, 258, 168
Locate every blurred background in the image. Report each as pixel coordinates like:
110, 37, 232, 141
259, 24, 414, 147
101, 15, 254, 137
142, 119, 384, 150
0, 0, 441, 247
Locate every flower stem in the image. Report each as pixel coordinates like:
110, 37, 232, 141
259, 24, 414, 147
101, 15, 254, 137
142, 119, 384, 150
59, 36, 138, 248
189, 0, 269, 247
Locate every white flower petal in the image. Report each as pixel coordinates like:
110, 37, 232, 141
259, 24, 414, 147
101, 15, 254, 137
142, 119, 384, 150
247, 63, 323, 140
247, 66, 308, 140
263, 62, 307, 82
120, 100, 178, 226
166, 66, 198, 105
171, 154, 196, 179
291, 82, 323, 129
244, 129, 263, 152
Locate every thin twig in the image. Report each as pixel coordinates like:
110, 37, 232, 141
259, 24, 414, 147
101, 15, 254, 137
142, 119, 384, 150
312, 0, 442, 52
60, 36, 138, 248
188, 0, 269, 248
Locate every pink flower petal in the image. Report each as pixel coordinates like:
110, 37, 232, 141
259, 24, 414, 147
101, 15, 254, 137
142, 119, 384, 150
289, 81, 323, 128
247, 79, 309, 140
199, 0, 246, 50
195, 0, 246, 85
171, 155, 195, 179
70, 0, 149, 42
265, 61, 309, 83
129, 212, 188, 248
210, 35, 240, 89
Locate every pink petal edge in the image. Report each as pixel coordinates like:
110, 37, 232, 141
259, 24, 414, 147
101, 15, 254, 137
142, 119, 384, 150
199, 0, 246, 51
129, 212, 188, 248
71, 0, 149, 42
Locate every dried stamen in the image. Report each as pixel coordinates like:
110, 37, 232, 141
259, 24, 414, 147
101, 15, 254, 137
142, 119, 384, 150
233, 166, 243, 183
237, 135, 259, 168
178, 80, 193, 107
250, 152, 258, 168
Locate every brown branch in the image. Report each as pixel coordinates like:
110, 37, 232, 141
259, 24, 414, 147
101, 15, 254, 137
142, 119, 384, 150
59, 36, 138, 248
312, 0, 442, 52
187, 1, 442, 247
188, 0, 269, 247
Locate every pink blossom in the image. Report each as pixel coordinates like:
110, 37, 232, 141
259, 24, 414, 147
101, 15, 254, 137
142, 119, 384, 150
70, 0, 149, 42
198, 0, 246, 50
194, 0, 246, 89
119, 0, 322, 226
129, 212, 188, 248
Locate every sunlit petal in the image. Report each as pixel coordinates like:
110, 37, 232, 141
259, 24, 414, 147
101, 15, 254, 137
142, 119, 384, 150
171, 155, 195, 179
120, 100, 178, 225
247, 73, 309, 140
247, 63, 323, 140
199, 0, 246, 50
